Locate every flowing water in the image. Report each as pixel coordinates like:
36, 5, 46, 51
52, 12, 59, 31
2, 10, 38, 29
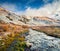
7, 29, 60, 51
25, 29, 60, 51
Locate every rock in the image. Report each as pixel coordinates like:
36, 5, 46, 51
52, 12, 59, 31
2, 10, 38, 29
26, 41, 32, 48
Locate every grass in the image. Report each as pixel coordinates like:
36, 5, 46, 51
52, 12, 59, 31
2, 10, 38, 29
0, 29, 29, 51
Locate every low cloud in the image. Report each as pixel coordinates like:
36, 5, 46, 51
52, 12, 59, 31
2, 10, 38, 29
23, 0, 60, 17
0, 3, 17, 12
0, 0, 60, 19
15, 0, 60, 20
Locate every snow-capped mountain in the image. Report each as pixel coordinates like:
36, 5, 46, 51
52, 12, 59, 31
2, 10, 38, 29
0, 7, 25, 25
25, 16, 60, 26
0, 7, 60, 26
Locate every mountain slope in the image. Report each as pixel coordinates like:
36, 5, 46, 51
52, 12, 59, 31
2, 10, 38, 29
0, 7, 25, 25
0, 7, 60, 26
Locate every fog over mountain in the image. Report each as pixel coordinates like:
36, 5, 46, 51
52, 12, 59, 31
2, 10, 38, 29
19, 0, 60, 20
0, 0, 60, 21
0, 7, 60, 26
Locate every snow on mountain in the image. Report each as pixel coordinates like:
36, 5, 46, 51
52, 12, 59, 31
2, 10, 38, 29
0, 7, 25, 25
0, 7, 60, 26
25, 16, 60, 26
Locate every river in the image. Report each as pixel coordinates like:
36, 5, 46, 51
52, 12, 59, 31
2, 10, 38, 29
7, 29, 60, 51
25, 29, 60, 51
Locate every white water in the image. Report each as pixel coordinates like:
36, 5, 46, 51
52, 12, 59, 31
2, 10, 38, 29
26, 29, 60, 51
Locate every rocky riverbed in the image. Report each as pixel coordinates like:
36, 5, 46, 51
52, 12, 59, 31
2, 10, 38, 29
5, 29, 60, 51
25, 29, 60, 51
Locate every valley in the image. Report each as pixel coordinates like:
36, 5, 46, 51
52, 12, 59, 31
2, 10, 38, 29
0, 7, 60, 51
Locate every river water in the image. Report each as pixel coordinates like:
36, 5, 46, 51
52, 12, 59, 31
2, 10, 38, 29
7, 29, 60, 51
25, 29, 60, 51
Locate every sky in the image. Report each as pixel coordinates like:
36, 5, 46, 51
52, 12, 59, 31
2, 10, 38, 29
0, 0, 60, 16
0, 0, 54, 11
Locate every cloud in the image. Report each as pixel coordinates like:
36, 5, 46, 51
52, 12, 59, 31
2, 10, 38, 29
0, 3, 17, 12
0, 0, 60, 20
26, 0, 36, 5
19, 0, 60, 18
43, 0, 50, 3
